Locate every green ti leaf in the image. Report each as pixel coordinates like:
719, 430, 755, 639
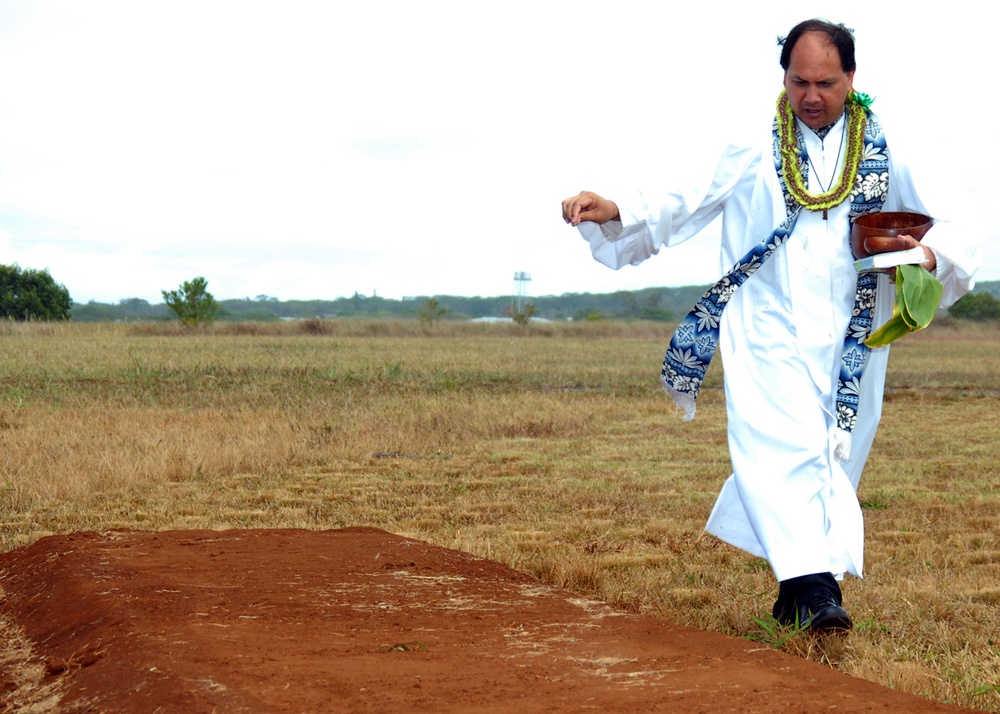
866, 265, 944, 348
866, 311, 912, 348
895, 266, 919, 329
898, 263, 943, 329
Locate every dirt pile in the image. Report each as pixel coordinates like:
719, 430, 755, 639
0, 528, 979, 712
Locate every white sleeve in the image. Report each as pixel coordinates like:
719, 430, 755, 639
578, 145, 759, 270
922, 220, 980, 308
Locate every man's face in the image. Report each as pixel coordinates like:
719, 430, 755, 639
783, 31, 855, 130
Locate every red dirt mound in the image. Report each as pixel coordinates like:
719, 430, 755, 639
0, 528, 979, 713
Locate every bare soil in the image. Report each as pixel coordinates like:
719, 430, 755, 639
0, 528, 982, 713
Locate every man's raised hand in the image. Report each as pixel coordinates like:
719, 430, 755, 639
561, 191, 620, 226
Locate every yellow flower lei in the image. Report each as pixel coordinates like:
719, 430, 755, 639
776, 90, 868, 212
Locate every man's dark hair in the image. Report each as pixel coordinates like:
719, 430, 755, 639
778, 19, 856, 73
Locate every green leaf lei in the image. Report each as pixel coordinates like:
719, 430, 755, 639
776, 90, 869, 212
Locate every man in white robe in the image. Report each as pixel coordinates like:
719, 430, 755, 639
561, 19, 978, 631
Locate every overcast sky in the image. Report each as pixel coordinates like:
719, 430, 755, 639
0, 1, 994, 304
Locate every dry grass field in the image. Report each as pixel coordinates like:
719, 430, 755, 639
1, 318, 998, 710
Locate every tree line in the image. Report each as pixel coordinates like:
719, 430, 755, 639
68, 284, 723, 323
3, 262, 1000, 324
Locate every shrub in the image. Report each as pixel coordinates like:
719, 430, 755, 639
162, 277, 220, 327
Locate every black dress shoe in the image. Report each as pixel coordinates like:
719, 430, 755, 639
796, 591, 853, 632
772, 572, 853, 633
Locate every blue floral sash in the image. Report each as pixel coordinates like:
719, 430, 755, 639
660, 111, 889, 461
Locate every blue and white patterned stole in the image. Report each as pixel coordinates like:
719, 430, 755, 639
660, 112, 889, 461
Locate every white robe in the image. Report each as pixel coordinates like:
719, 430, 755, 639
578, 113, 979, 581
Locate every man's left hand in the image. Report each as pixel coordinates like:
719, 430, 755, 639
899, 234, 937, 272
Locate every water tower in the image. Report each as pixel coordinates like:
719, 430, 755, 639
513, 272, 532, 313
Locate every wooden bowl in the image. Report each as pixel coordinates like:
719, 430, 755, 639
851, 212, 933, 259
